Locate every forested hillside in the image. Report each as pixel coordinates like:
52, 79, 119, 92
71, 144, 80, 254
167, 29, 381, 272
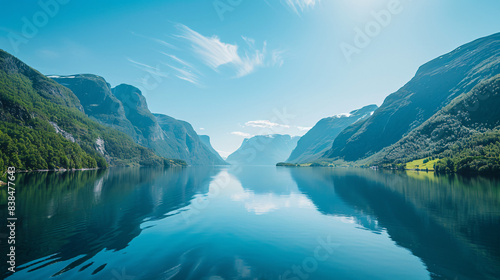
434, 130, 500, 175
370, 74, 500, 169
0, 50, 185, 171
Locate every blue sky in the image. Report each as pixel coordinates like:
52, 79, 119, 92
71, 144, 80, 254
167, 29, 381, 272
1, 0, 500, 157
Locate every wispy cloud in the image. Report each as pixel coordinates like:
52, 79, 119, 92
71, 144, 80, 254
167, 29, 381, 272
176, 24, 284, 78
231, 131, 253, 137
271, 50, 285, 67
160, 52, 196, 70
131, 32, 175, 49
129, 25, 284, 85
159, 52, 203, 86
162, 62, 201, 86
129, 32, 206, 86
176, 24, 239, 68
282, 0, 320, 14
127, 58, 169, 78
242, 36, 255, 47
245, 120, 290, 129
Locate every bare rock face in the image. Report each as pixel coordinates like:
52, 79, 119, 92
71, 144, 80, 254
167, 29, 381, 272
49, 121, 76, 143
95, 138, 106, 155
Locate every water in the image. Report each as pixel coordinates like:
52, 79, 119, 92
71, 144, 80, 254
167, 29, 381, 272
1, 166, 499, 280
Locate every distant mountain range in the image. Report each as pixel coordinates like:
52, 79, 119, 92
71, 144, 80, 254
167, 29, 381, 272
227, 134, 299, 165
50, 75, 227, 166
287, 105, 378, 164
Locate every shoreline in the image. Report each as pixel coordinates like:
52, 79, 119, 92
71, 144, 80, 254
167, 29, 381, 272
7, 163, 188, 176
16, 167, 102, 173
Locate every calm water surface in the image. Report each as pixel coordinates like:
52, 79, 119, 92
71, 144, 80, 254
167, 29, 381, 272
1, 166, 499, 280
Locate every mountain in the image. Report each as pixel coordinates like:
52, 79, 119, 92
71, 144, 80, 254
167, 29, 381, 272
51, 75, 226, 165
48, 74, 138, 140
50, 75, 164, 147
112, 84, 166, 146
154, 114, 228, 165
370, 74, 500, 175
325, 32, 500, 161
199, 135, 226, 161
287, 105, 378, 164
371, 74, 500, 164
0, 49, 184, 171
227, 134, 300, 165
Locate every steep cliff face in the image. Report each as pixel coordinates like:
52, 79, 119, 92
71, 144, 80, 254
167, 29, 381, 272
52, 76, 166, 146
51, 75, 226, 165
112, 84, 165, 144
199, 135, 227, 162
154, 114, 228, 165
50, 75, 138, 141
287, 105, 378, 164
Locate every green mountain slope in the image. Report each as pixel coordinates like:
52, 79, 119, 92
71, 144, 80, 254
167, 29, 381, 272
371, 74, 500, 166
0, 50, 184, 171
434, 129, 500, 175
287, 105, 377, 164
326, 32, 500, 161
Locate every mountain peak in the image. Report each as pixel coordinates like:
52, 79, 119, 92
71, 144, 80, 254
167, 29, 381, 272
349, 104, 378, 115
114, 84, 143, 96
227, 134, 299, 165
112, 84, 149, 111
